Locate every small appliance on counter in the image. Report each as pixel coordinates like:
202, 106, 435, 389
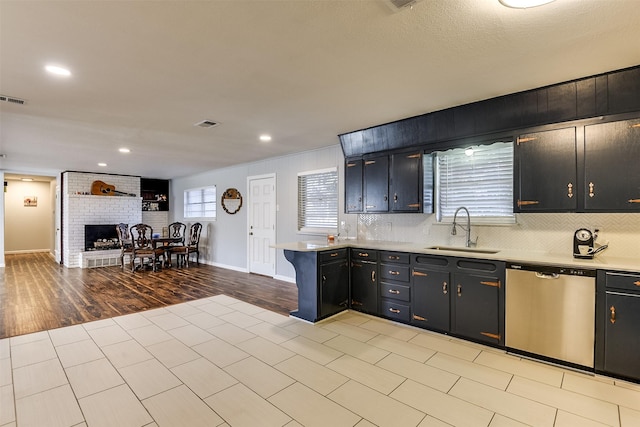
573, 228, 608, 259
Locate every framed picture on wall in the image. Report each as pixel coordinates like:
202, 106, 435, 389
24, 196, 37, 207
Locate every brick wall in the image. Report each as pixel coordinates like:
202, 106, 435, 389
62, 172, 142, 268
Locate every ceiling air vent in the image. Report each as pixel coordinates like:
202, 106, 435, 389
194, 119, 219, 128
0, 95, 26, 105
383, 0, 423, 12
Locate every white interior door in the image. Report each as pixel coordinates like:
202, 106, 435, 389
248, 174, 276, 276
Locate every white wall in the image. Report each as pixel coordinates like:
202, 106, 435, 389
4, 180, 53, 253
172, 142, 640, 282
171, 144, 350, 279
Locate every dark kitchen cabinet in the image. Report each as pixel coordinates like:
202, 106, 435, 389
319, 250, 350, 319
595, 271, 640, 382
363, 155, 389, 212
515, 127, 577, 212
345, 158, 363, 213
411, 256, 451, 332
283, 249, 349, 323
141, 178, 169, 211
390, 151, 422, 212
584, 117, 640, 211
350, 249, 378, 314
379, 251, 411, 323
452, 270, 503, 346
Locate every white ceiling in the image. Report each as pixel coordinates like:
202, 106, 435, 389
1, 0, 639, 180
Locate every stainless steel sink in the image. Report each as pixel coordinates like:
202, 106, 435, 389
425, 246, 500, 254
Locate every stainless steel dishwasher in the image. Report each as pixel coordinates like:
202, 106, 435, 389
505, 263, 596, 368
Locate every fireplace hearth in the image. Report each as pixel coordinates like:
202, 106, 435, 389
84, 224, 120, 251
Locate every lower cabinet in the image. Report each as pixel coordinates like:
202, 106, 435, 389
350, 249, 379, 314
411, 255, 451, 332
411, 255, 505, 346
596, 271, 640, 382
319, 251, 350, 319
379, 251, 411, 323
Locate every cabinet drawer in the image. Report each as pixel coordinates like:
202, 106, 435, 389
605, 272, 640, 292
320, 248, 347, 263
380, 264, 410, 282
380, 282, 410, 302
380, 299, 411, 322
380, 251, 410, 264
351, 249, 377, 261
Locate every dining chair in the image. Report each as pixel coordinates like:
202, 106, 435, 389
163, 222, 186, 266
172, 222, 202, 267
129, 223, 165, 272
115, 223, 133, 270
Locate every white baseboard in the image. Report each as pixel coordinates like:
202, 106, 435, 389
5, 249, 50, 254
274, 274, 296, 284
207, 261, 248, 273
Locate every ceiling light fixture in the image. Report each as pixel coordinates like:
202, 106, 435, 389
21, 178, 33, 182
98, 162, 107, 167
45, 65, 72, 76
259, 135, 272, 142
499, 0, 555, 8
119, 148, 131, 153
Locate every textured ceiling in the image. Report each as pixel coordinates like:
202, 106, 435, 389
1, 0, 639, 179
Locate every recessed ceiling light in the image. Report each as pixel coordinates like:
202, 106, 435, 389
119, 148, 131, 153
499, 0, 555, 8
21, 178, 33, 182
98, 162, 107, 167
45, 65, 72, 76
259, 135, 272, 142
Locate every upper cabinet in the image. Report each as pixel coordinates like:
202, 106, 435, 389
345, 150, 422, 214
515, 127, 577, 212
141, 178, 169, 211
584, 117, 640, 211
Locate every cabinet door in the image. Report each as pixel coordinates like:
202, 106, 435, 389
351, 261, 378, 314
516, 127, 577, 211
452, 273, 501, 345
584, 118, 640, 211
364, 155, 388, 212
604, 293, 640, 380
345, 158, 363, 213
320, 260, 349, 318
390, 152, 422, 212
411, 268, 450, 332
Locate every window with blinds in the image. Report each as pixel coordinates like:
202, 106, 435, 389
184, 186, 217, 219
434, 141, 514, 224
297, 168, 338, 233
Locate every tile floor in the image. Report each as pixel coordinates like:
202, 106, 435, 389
1, 294, 640, 427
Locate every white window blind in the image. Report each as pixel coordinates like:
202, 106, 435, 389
435, 141, 514, 223
184, 186, 217, 219
298, 168, 338, 233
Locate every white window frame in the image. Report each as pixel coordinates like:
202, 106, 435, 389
297, 167, 338, 235
433, 141, 515, 225
184, 185, 217, 220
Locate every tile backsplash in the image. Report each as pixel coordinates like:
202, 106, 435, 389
356, 212, 640, 259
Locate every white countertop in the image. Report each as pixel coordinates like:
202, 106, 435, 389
273, 239, 640, 272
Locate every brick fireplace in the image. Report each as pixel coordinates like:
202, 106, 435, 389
62, 172, 142, 268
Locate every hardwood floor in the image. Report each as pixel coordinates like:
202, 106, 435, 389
0, 253, 298, 339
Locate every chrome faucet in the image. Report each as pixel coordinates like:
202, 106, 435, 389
451, 206, 475, 247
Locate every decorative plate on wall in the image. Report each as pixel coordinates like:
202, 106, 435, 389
221, 188, 243, 214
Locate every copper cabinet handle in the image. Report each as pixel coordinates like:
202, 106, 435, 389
388, 289, 400, 294
589, 182, 595, 198
442, 282, 448, 295
412, 314, 426, 321
518, 200, 540, 207
364, 160, 376, 165
567, 183, 573, 198
393, 193, 398, 202
329, 252, 339, 257
610, 306, 616, 324
457, 284, 462, 297
371, 270, 376, 283
634, 281, 640, 287
388, 270, 400, 275
387, 255, 400, 260
628, 199, 640, 204
389, 308, 400, 314
358, 252, 369, 257
322, 275, 326, 284
412, 270, 427, 277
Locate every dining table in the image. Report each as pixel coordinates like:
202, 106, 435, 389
152, 237, 183, 267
